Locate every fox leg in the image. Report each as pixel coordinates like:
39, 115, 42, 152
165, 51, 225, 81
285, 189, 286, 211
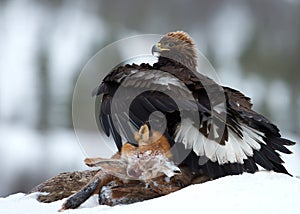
99, 166, 197, 206
99, 180, 161, 206
84, 157, 122, 167
59, 170, 115, 211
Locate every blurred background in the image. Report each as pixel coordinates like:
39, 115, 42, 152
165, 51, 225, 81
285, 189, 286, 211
0, 0, 300, 197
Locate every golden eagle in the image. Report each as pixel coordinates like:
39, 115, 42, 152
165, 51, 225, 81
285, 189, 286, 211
93, 31, 295, 179
59, 31, 296, 210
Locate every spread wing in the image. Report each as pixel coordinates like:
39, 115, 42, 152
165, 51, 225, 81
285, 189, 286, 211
94, 63, 295, 178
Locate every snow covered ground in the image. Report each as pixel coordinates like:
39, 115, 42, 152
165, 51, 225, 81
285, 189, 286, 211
0, 123, 299, 213
0, 172, 300, 214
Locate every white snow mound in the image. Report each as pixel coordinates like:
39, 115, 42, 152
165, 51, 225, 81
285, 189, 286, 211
0, 171, 300, 214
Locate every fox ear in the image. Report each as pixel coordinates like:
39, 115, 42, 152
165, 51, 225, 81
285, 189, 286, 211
139, 124, 150, 144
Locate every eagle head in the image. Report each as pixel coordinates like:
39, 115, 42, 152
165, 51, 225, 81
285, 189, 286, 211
152, 31, 198, 71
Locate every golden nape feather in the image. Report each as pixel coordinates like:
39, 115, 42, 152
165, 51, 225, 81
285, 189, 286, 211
166, 31, 195, 45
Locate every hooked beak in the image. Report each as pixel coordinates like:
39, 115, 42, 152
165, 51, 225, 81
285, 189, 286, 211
151, 43, 169, 56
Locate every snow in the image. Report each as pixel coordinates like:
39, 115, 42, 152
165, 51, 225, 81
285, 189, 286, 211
0, 172, 300, 214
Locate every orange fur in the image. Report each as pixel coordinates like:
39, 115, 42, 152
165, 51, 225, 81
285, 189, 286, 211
121, 143, 137, 159
121, 125, 172, 160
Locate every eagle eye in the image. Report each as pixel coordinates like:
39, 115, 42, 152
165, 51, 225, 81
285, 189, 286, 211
168, 42, 175, 47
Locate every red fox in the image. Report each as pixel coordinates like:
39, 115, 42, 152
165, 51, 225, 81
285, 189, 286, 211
121, 124, 172, 160
120, 124, 178, 180
85, 124, 179, 180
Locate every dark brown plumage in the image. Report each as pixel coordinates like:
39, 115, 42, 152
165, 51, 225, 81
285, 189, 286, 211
152, 31, 198, 71
94, 31, 295, 179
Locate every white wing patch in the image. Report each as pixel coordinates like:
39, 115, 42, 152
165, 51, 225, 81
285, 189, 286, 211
175, 118, 265, 165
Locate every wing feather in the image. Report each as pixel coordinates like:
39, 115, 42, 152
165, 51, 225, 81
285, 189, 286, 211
95, 63, 294, 178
